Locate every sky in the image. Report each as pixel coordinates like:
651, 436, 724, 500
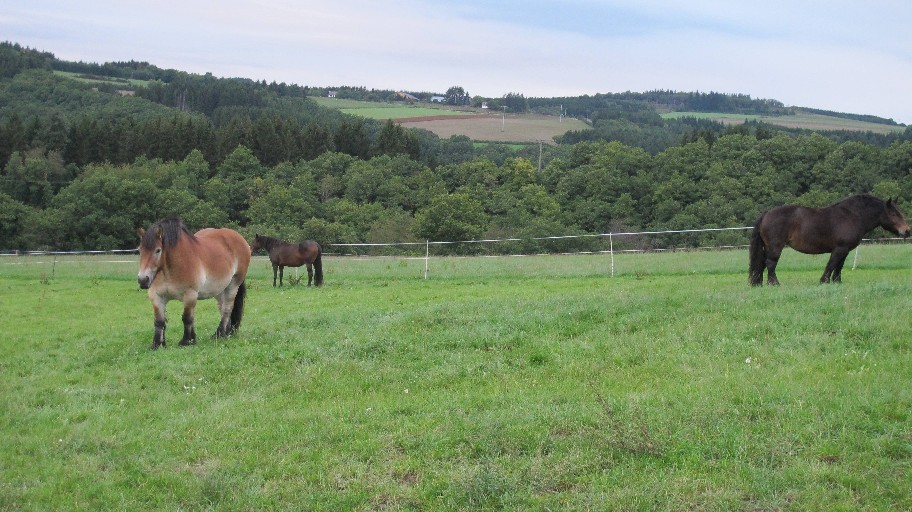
3, 1, 912, 124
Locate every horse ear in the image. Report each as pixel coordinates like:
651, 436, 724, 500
137, 228, 145, 239
155, 226, 163, 240
887, 197, 894, 206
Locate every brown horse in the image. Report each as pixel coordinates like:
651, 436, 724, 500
749, 194, 910, 286
137, 218, 251, 349
251, 234, 323, 287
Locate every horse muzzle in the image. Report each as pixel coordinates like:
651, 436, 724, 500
137, 270, 157, 289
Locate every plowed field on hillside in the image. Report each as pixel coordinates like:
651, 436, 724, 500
397, 113, 590, 144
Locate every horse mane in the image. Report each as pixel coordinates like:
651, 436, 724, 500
256, 235, 284, 249
142, 217, 196, 250
839, 194, 882, 208
833, 194, 896, 217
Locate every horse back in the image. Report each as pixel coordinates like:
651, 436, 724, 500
299, 240, 320, 255
195, 228, 252, 281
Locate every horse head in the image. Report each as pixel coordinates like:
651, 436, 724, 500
137, 218, 190, 289
137, 225, 165, 289
250, 234, 264, 253
884, 198, 911, 238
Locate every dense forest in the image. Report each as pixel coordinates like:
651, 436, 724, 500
2, 41, 912, 255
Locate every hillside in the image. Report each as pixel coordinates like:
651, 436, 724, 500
3, 41, 906, 150
3, 40, 912, 255
310, 95, 903, 145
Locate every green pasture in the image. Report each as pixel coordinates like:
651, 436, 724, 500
54, 70, 150, 89
662, 111, 904, 134
2, 245, 911, 510
339, 107, 473, 120
662, 112, 762, 122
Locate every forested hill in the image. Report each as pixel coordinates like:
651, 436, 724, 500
2, 40, 912, 253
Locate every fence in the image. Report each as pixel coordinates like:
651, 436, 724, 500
2, 227, 906, 279
325, 226, 754, 278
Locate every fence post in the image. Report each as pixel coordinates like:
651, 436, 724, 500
852, 245, 859, 270
424, 240, 429, 279
609, 233, 615, 277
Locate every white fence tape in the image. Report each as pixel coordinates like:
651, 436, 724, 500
2, 228, 905, 279
323, 226, 753, 247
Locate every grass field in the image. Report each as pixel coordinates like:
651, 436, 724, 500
53, 70, 151, 89
662, 112, 905, 135
2, 245, 911, 510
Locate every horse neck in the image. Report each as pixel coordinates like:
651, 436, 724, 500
264, 238, 283, 252
849, 197, 887, 230
162, 233, 198, 272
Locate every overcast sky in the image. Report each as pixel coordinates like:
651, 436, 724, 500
4, 1, 912, 124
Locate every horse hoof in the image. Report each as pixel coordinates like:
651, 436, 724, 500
178, 339, 195, 347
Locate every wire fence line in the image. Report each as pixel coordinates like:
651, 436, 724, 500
3, 226, 907, 279
321, 226, 754, 278
324, 226, 753, 247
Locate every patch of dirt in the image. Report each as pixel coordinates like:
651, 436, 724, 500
397, 114, 588, 144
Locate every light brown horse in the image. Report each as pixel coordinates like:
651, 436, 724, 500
137, 218, 251, 349
251, 234, 323, 287
749, 194, 910, 286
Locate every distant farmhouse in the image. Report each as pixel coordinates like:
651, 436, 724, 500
397, 91, 419, 101
430, 95, 445, 103
327, 91, 337, 98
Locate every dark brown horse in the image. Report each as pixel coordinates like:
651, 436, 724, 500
749, 194, 910, 286
137, 218, 250, 349
251, 234, 323, 287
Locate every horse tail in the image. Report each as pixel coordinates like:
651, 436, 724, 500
748, 214, 766, 286
230, 281, 247, 330
313, 247, 324, 287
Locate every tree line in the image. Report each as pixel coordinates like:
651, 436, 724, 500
4, 131, 912, 255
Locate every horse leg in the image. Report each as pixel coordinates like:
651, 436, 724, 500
822, 249, 850, 283
765, 245, 783, 286
272, 263, 278, 287
279, 265, 284, 286
306, 263, 313, 287
831, 251, 850, 283
150, 296, 167, 350
179, 292, 198, 346
215, 286, 240, 337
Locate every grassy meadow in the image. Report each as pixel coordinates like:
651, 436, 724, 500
661, 112, 905, 135
1, 245, 911, 510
